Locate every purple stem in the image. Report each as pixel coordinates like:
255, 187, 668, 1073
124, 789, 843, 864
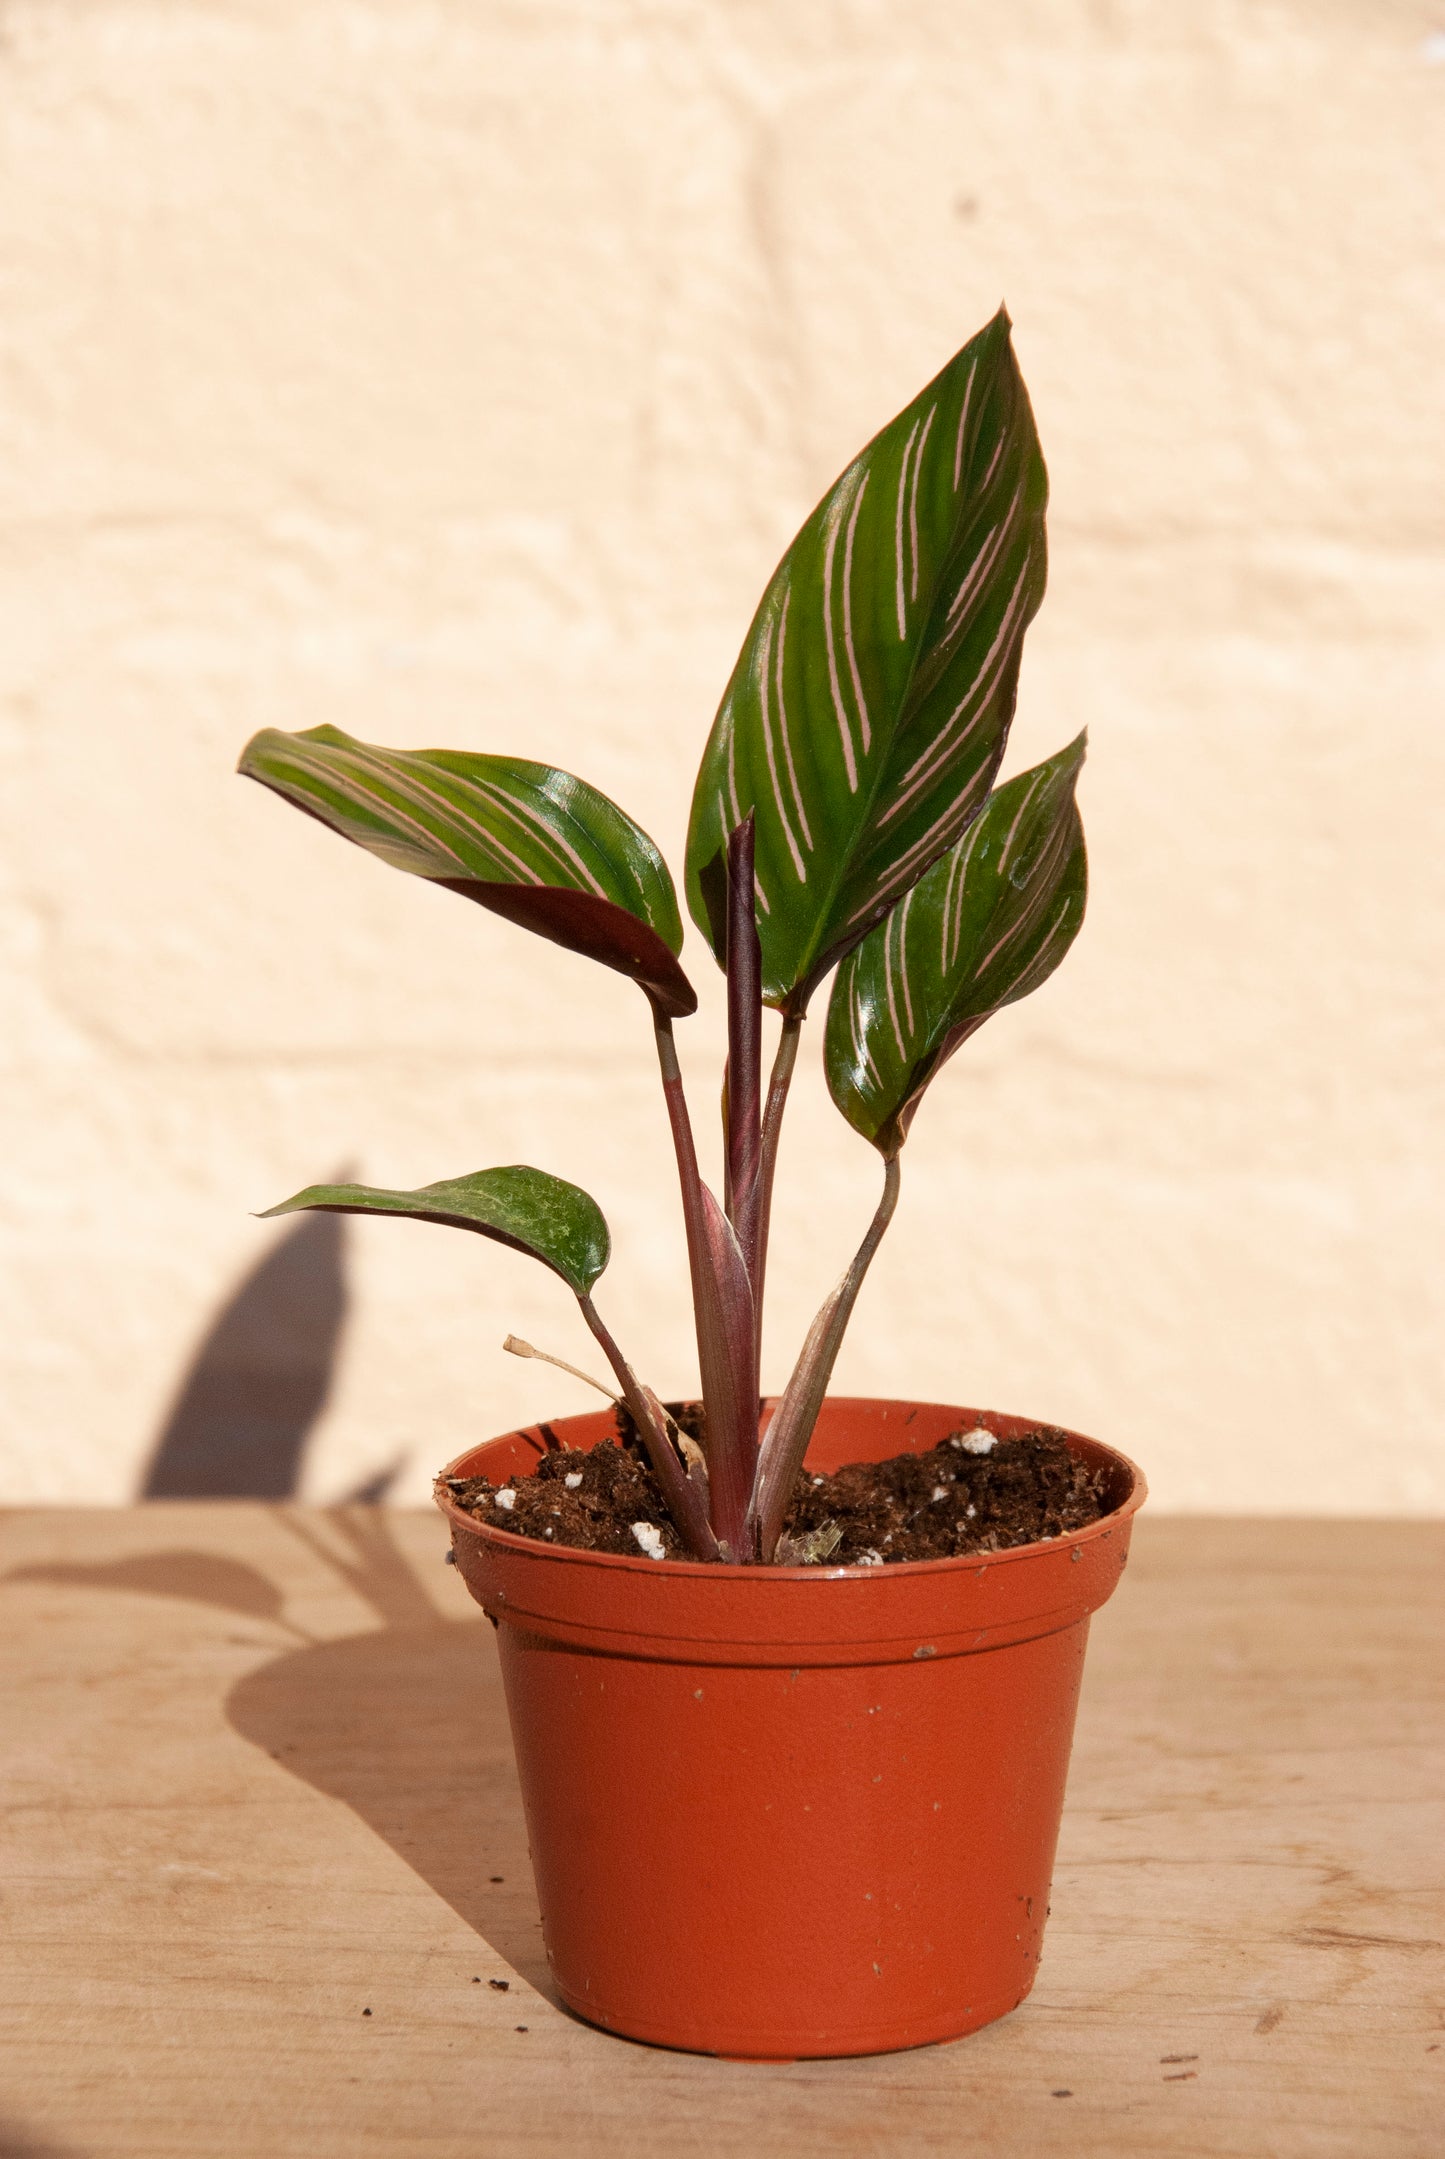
748, 1153, 901, 1561
577, 1294, 718, 1560
652, 1014, 757, 1559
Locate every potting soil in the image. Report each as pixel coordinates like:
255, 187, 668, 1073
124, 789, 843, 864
440, 1409, 1108, 1565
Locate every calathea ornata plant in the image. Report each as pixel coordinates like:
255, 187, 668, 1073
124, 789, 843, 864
241, 307, 1086, 1565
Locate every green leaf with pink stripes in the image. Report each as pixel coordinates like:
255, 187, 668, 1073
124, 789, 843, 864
824, 736, 1087, 1156
685, 307, 1047, 1017
239, 725, 696, 1017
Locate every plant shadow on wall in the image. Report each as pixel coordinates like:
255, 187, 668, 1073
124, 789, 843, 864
140, 1205, 402, 1502
2, 1510, 553, 1997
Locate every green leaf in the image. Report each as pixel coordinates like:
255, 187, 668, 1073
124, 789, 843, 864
686, 308, 1047, 1015
239, 725, 696, 1018
260, 1165, 610, 1296
824, 736, 1087, 1155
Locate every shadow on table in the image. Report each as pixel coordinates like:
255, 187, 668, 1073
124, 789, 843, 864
0, 2110, 87, 2158
225, 1511, 553, 1994
3, 1511, 553, 2001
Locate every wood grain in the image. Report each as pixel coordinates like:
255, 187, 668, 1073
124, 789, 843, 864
1, 1508, 1441, 2158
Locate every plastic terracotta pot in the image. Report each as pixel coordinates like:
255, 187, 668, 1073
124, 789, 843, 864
435, 1395, 1144, 2060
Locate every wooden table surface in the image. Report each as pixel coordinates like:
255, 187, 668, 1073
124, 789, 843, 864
1, 1508, 1441, 2159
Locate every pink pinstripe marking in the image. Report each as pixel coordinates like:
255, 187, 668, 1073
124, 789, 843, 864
317, 749, 522, 881
822, 486, 860, 792
942, 819, 986, 974
945, 520, 1003, 628
312, 749, 474, 864
756, 610, 807, 885
859, 800, 972, 914
896, 885, 917, 1036
939, 845, 965, 973
842, 471, 872, 753
950, 821, 988, 972
973, 826, 1071, 978
469, 776, 610, 896
995, 765, 1049, 876
945, 478, 1022, 629
883, 906, 907, 1058
878, 558, 1032, 823
978, 429, 1007, 494
339, 745, 592, 894
895, 414, 922, 639
908, 404, 937, 605
773, 587, 813, 853
1006, 904, 1072, 998
853, 975, 885, 1091
897, 552, 1032, 788
974, 879, 1059, 980
952, 359, 978, 491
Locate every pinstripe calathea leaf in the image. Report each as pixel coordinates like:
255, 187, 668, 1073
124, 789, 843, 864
239, 725, 696, 1018
260, 1165, 610, 1297
824, 735, 1087, 1157
686, 307, 1047, 1016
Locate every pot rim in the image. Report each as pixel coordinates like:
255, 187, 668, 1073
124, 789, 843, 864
434, 1395, 1146, 1583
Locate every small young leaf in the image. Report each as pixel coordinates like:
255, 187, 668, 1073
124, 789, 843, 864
686, 308, 1047, 1015
825, 736, 1087, 1156
260, 1166, 610, 1296
239, 726, 696, 1017
748, 1155, 900, 1560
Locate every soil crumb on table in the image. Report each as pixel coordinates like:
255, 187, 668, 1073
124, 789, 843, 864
439, 1406, 1109, 1565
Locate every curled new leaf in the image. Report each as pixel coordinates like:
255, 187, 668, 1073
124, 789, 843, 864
239, 725, 696, 1017
261, 1165, 610, 1297
692, 1183, 759, 1555
825, 735, 1087, 1156
686, 308, 1047, 1015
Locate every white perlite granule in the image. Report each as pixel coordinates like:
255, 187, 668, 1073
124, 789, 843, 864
631, 1522, 667, 1560
855, 1549, 885, 1566
493, 1487, 517, 1510
958, 1428, 996, 1455
563, 1472, 583, 1489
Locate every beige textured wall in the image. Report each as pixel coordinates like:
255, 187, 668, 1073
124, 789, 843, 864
2, 2, 1441, 1508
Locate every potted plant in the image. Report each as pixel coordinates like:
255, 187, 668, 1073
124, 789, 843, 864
239, 306, 1144, 2060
